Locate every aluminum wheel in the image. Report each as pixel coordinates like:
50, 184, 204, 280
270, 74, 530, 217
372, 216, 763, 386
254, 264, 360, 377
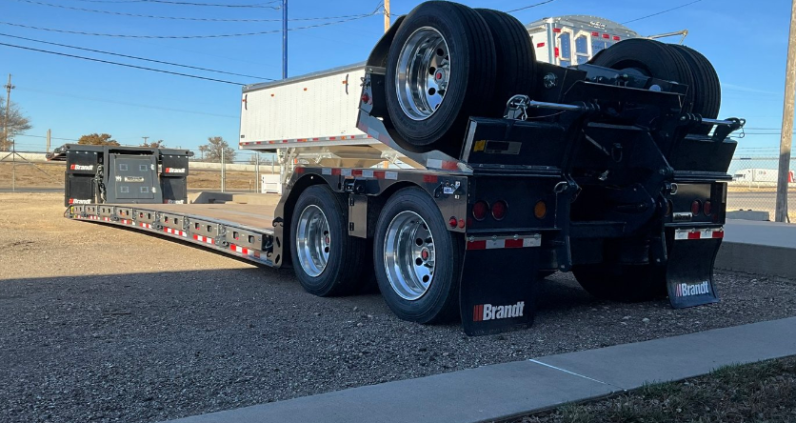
295, 205, 331, 277
395, 26, 451, 121
383, 211, 436, 300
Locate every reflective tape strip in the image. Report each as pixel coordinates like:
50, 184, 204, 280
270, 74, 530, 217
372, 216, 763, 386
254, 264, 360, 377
241, 134, 371, 146
139, 222, 152, 229
230, 244, 261, 258
163, 228, 187, 237
467, 235, 542, 250
193, 235, 214, 245
120, 219, 132, 225
674, 228, 724, 240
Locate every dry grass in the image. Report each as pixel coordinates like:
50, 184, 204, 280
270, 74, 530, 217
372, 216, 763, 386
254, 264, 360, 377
512, 356, 796, 423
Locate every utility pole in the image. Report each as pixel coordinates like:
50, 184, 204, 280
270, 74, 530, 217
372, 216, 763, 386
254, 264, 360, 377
384, 0, 391, 33
142, 136, 149, 146
776, 0, 796, 223
282, 0, 288, 79
46, 129, 51, 152
3, 74, 13, 151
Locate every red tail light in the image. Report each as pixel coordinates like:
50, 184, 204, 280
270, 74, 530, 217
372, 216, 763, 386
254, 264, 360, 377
472, 201, 488, 221
703, 200, 712, 216
691, 200, 701, 216
449, 217, 458, 228
491, 200, 508, 220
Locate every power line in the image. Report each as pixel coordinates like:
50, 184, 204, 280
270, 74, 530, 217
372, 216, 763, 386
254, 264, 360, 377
622, 0, 704, 24
0, 12, 379, 38
0, 42, 245, 85
17, 133, 80, 141
506, 0, 559, 13
13, 0, 372, 22
17, 86, 239, 118
71, 0, 280, 8
0, 33, 276, 81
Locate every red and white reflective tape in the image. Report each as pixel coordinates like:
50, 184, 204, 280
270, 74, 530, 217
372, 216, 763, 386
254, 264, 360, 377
139, 222, 153, 229
193, 235, 214, 245
319, 167, 399, 180
230, 244, 260, 258
467, 235, 542, 251
163, 228, 188, 237
120, 219, 133, 225
675, 227, 724, 240
240, 134, 371, 146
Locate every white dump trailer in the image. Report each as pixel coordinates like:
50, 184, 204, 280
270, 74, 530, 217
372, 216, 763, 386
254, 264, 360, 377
238, 15, 672, 183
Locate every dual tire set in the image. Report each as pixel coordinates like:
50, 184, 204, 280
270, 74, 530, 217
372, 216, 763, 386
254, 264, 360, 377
290, 185, 460, 323
383, 1, 721, 155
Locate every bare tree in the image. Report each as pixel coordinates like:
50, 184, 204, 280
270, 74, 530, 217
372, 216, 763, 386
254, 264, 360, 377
198, 145, 209, 161
200, 136, 235, 162
141, 139, 165, 148
0, 95, 32, 151
78, 133, 120, 146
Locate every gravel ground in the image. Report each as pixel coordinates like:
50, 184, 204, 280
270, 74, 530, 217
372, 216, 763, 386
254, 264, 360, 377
1, 192, 795, 423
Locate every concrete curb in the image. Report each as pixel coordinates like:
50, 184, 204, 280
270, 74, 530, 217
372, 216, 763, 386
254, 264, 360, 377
158, 317, 796, 423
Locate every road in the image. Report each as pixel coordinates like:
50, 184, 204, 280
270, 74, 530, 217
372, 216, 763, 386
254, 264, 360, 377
727, 191, 796, 220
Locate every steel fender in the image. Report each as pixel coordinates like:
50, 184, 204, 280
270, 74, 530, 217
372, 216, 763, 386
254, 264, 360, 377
366, 15, 406, 68
666, 235, 721, 309
459, 239, 540, 336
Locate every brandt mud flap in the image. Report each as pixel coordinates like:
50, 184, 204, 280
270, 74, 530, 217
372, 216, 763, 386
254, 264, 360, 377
666, 227, 723, 309
460, 235, 541, 336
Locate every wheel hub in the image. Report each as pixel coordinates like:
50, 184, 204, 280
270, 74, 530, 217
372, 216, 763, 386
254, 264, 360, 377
383, 211, 436, 300
296, 205, 331, 277
395, 27, 451, 121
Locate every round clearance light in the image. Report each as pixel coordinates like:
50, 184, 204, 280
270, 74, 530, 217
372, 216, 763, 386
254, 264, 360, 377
534, 201, 547, 219
491, 200, 508, 221
472, 201, 488, 221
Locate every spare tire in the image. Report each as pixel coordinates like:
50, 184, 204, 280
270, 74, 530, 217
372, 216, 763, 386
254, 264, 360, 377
668, 45, 721, 134
385, 1, 496, 155
475, 8, 536, 117
590, 38, 695, 113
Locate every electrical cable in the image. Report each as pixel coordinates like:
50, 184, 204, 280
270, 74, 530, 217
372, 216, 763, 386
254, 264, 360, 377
0, 42, 246, 85
505, 0, 558, 13
622, 0, 704, 24
13, 0, 371, 22
70, 0, 280, 8
0, 12, 379, 38
0, 33, 277, 80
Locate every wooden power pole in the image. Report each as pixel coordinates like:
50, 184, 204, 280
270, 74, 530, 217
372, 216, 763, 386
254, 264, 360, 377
3, 74, 13, 150
776, 0, 796, 222
384, 0, 391, 33
46, 129, 51, 152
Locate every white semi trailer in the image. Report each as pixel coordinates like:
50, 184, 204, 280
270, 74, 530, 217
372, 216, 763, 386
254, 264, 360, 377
239, 15, 665, 184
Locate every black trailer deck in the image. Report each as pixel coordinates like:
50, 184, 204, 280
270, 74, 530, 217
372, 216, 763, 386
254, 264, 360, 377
68, 194, 279, 267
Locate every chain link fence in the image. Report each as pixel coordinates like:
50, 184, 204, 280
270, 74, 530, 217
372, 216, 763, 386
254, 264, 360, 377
2, 149, 794, 222
727, 157, 796, 222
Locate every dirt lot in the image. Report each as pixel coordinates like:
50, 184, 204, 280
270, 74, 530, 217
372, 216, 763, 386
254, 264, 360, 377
1, 192, 795, 423
0, 161, 264, 191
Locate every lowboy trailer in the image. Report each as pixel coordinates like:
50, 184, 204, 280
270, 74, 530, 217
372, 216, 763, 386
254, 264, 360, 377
57, 1, 744, 335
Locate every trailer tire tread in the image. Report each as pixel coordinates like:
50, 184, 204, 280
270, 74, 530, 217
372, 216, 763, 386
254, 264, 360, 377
474, 8, 536, 116
290, 185, 369, 297
668, 45, 721, 134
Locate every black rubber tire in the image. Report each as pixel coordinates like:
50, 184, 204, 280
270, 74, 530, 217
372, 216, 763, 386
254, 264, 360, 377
590, 38, 695, 113
572, 263, 667, 302
373, 187, 463, 324
290, 185, 369, 297
385, 1, 496, 155
668, 45, 721, 134
474, 8, 536, 116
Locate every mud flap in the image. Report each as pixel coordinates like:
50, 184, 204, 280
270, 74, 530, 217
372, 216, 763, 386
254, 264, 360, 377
666, 228, 723, 309
460, 235, 541, 336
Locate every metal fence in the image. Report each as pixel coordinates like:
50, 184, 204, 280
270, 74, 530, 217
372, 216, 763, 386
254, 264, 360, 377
2, 149, 794, 222
0, 150, 281, 194
726, 157, 796, 222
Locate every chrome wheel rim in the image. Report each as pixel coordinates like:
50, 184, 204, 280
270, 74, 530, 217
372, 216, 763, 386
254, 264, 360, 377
395, 27, 451, 121
296, 205, 331, 277
383, 211, 435, 300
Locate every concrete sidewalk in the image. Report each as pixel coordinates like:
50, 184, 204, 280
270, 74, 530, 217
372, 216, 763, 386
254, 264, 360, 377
160, 317, 796, 423
717, 219, 796, 279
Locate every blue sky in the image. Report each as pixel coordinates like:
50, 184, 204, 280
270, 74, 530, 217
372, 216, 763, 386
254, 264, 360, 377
0, 0, 791, 160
